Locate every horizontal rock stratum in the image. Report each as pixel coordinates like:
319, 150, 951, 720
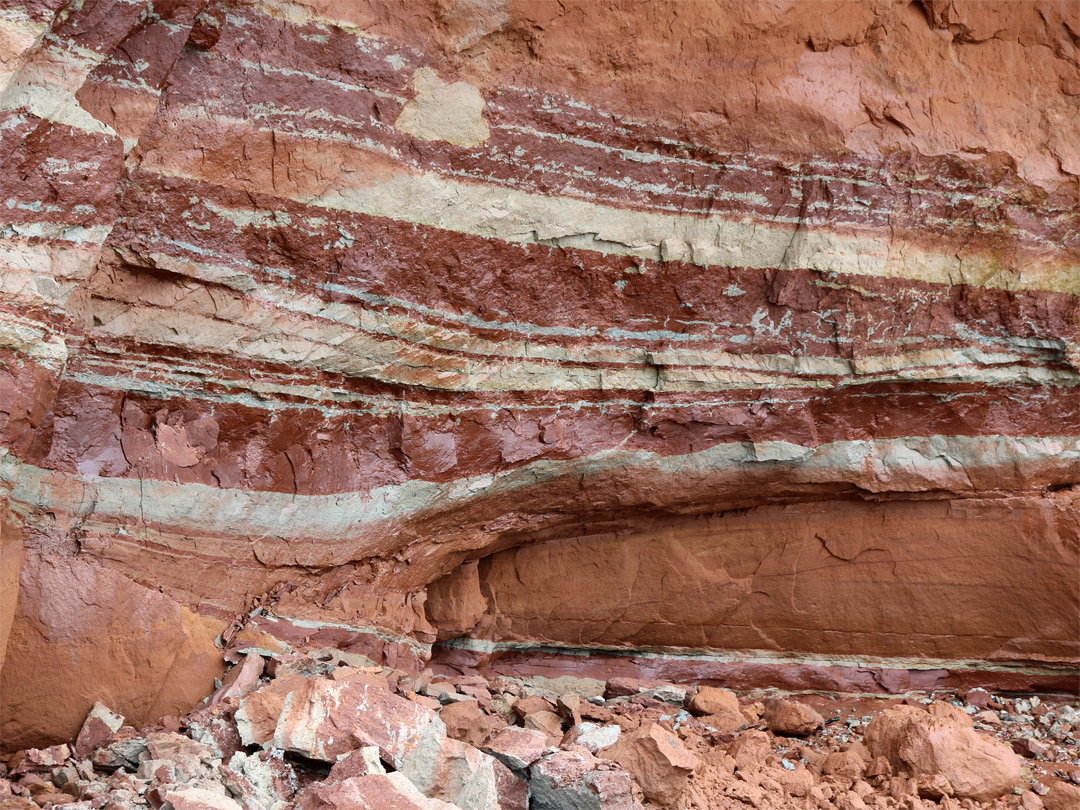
0, 0, 1078, 749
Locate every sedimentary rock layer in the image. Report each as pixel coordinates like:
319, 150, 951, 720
1, 0, 1078, 747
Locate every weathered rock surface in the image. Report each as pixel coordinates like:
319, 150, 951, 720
688, 687, 739, 719
1, 554, 224, 751
763, 698, 826, 737
0, 0, 1078, 746
865, 704, 1022, 801
529, 749, 636, 810
0, 661, 1077, 810
480, 727, 550, 771
237, 677, 444, 768
296, 774, 458, 810
601, 722, 699, 806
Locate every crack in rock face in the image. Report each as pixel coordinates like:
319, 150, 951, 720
0, 0, 1077, 781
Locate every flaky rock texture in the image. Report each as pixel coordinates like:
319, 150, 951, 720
1, 0, 1078, 748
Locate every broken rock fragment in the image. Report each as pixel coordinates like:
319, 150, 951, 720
481, 727, 550, 770
728, 730, 771, 771
399, 730, 526, 810
822, 749, 867, 782
562, 722, 622, 754
688, 686, 747, 731
762, 698, 825, 737
601, 721, 699, 806
523, 711, 564, 741
74, 704, 124, 759
208, 654, 265, 705
144, 730, 218, 783
687, 687, 739, 718
90, 728, 147, 772
220, 749, 297, 810
1044, 779, 1080, 810
864, 705, 1021, 802
161, 785, 243, 810
296, 773, 458, 810
9, 747, 69, 776
529, 749, 635, 810
238, 677, 444, 768
439, 700, 506, 748
510, 695, 556, 720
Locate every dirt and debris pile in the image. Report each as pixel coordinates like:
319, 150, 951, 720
2, 651, 1078, 810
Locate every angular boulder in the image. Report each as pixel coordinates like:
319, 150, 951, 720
601, 721, 699, 806
562, 722, 622, 754
237, 677, 444, 768
439, 700, 506, 748
74, 704, 124, 758
864, 705, 1021, 802
762, 699, 824, 737
688, 687, 739, 718
530, 749, 635, 810
296, 774, 458, 810
400, 733, 524, 810
481, 726, 550, 770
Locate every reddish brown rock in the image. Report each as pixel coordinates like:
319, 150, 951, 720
324, 747, 386, 783
688, 687, 739, 718
763, 699, 825, 737
823, 749, 867, 782
481, 727, 550, 771
605, 678, 666, 699
438, 700, 506, 749
329, 666, 390, 692
0, 554, 224, 752
9, 747, 68, 776
161, 786, 243, 810
601, 721, 699, 805
523, 712, 565, 741
144, 730, 218, 783
864, 705, 1021, 802
1044, 779, 1080, 810
1012, 738, 1048, 758
555, 694, 583, 726
240, 678, 444, 768
510, 696, 556, 721
89, 727, 147, 771
185, 702, 245, 762
234, 675, 309, 749
562, 723, 622, 755
296, 774, 456, 810
529, 749, 635, 810
209, 655, 265, 705
73, 704, 123, 759
728, 731, 771, 772
1, 0, 1079, 751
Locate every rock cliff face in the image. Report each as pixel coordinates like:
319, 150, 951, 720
1, 0, 1077, 749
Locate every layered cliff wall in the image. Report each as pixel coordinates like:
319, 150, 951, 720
1, 0, 1078, 749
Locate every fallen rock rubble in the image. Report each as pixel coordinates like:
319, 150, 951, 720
2, 652, 1078, 810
